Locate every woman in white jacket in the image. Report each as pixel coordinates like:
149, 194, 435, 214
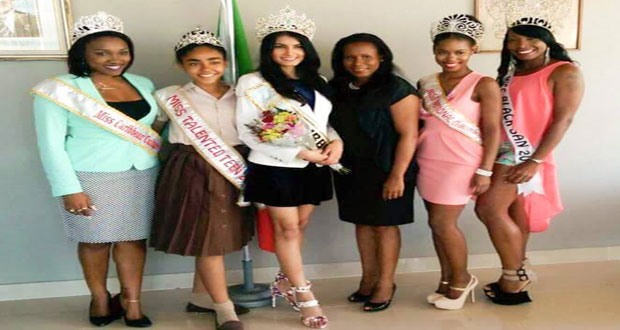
236, 7, 342, 329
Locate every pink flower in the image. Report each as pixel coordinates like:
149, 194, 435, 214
288, 123, 306, 136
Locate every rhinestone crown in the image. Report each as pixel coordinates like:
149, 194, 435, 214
255, 6, 316, 41
175, 28, 223, 52
431, 14, 485, 45
71, 11, 124, 44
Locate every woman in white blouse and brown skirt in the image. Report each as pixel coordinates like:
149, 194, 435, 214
150, 29, 252, 330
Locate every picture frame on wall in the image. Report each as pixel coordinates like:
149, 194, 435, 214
0, 0, 72, 60
474, 0, 583, 52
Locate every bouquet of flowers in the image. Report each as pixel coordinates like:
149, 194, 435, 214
246, 106, 349, 174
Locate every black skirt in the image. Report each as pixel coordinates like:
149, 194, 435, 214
334, 157, 415, 226
244, 162, 333, 207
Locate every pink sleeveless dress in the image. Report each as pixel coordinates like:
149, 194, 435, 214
417, 72, 486, 205
505, 61, 572, 232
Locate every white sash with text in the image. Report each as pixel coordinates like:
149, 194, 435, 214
500, 68, 543, 196
155, 86, 246, 190
31, 78, 161, 155
420, 74, 483, 145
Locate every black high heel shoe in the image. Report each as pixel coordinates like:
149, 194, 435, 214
483, 258, 536, 298
186, 302, 250, 315
347, 291, 372, 303
111, 294, 153, 328
484, 266, 534, 306
363, 284, 396, 312
215, 319, 245, 330
89, 291, 121, 327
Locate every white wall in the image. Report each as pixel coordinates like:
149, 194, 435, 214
1, 0, 618, 285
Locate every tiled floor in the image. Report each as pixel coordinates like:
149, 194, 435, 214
1, 261, 619, 330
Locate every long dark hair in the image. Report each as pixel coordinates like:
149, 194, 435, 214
497, 25, 573, 84
330, 33, 396, 95
67, 31, 135, 77
259, 31, 330, 102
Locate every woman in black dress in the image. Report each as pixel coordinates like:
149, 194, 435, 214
330, 33, 419, 312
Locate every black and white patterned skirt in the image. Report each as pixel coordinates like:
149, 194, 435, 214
57, 167, 159, 243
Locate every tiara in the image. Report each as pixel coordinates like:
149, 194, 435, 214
255, 6, 316, 41
71, 11, 124, 44
430, 14, 485, 45
484, 0, 573, 38
175, 28, 224, 52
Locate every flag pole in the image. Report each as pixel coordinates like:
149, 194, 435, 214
221, 0, 271, 308
225, 0, 237, 82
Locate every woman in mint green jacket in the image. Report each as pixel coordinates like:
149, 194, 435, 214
32, 12, 158, 327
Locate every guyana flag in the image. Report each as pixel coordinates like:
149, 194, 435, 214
217, 0, 253, 84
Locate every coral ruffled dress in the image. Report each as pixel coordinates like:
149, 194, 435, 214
505, 61, 572, 232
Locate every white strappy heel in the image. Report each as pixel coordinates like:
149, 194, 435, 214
291, 282, 328, 329
434, 275, 478, 310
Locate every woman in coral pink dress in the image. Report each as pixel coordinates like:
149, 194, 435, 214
417, 15, 501, 310
475, 15, 584, 305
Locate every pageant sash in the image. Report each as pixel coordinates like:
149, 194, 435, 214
419, 74, 482, 145
31, 78, 161, 155
155, 86, 247, 190
244, 82, 331, 150
500, 68, 544, 196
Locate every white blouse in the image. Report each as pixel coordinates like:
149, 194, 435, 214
157, 82, 242, 147
235, 72, 340, 168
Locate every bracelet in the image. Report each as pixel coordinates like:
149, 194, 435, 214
529, 158, 544, 164
475, 168, 493, 177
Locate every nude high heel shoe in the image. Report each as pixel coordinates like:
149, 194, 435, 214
426, 281, 449, 304
433, 276, 478, 310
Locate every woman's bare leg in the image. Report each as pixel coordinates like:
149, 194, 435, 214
113, 240, 147, 320
78, 242, 112, 316
195, 256, 229, 303
269, 205, 324, 323
475, 165, 527, 292
426, 202, 469, 299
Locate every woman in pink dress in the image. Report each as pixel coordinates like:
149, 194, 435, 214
417, 14, 501, 310
475, 16, 584, 305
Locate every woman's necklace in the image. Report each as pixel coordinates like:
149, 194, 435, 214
348, 81, 361, 90
92, 80, 116, 91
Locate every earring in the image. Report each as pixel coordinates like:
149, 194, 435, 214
544, 47, 550, 65
80, 59, 90, 76
509, 54, 518, 70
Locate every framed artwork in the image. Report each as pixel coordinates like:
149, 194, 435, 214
474, 0, 583, 52
0, 0, 72, 60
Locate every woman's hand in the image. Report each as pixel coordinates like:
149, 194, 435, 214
382, 174, 405, 200
471, 174, 492, 196
62, 192, 96, 217
504, 161, 540, 184
298, 149, 329, 164
320, 139, 343, 165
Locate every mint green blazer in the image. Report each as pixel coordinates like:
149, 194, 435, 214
33, 73, 160, 197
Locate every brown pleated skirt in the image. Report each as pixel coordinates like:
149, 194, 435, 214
150, 144, 253, 256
